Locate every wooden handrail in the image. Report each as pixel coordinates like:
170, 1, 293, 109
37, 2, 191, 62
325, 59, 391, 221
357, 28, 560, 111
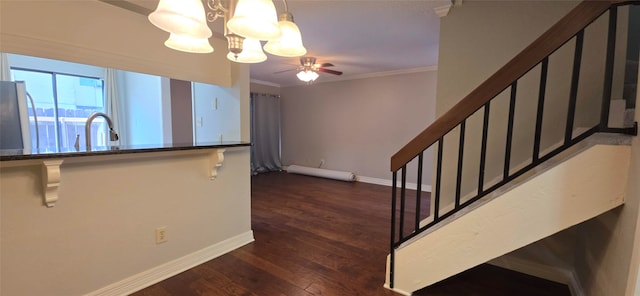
390, 0, 619, 172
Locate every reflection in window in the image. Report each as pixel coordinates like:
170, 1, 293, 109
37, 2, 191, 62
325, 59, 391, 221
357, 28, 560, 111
11, 68, 104, 149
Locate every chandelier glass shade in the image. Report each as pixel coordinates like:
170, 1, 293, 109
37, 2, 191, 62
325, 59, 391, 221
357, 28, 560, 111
296, 70, 319, 82
264, 13, 306, 57
226, 0, 281, 41
226, 38, 267, 63
165, 34, 214, 53
148, 0, 307, 63
148, 0, 212, 39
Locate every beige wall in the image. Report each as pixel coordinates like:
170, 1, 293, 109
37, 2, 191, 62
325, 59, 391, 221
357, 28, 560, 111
280, 71, 437, 182
0, 148, 251, 296
0, 1, 254, 295
232, 63, 251, 143
437, 1, 639, 294
437, 1, 579, 204
251, 82, 281, 96
574, 59, 640, 296
437, 1, 628, 202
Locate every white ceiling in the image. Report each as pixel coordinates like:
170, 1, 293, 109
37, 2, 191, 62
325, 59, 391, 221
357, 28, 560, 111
116, 0, 445, 87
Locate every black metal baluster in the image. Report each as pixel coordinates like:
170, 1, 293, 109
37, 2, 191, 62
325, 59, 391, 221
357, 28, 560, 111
399, 166, 407, 240
478, 102, 490, 194
415, 152, 423, 231
565, 30, 584, 144
434, 139, 443, 220
600, 7, 617, 130
389, 171, 397, 288
504, 82, 517, 179
455, 120, 466, 208
534, 58, 548, 162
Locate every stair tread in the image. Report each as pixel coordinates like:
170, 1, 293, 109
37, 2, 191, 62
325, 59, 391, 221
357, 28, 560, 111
414, 264, 571, 296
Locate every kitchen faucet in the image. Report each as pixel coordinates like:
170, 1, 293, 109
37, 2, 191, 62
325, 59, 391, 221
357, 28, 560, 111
84, 112, 119, 148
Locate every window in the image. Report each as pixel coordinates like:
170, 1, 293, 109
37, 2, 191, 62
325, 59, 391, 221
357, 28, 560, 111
11, 68, 105, 150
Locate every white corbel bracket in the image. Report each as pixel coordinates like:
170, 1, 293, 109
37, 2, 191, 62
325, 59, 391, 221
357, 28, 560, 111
42, 159, 64, 207
209, 149, 226, 180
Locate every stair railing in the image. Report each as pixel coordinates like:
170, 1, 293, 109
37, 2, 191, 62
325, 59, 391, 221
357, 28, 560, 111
389, 0, 638, 289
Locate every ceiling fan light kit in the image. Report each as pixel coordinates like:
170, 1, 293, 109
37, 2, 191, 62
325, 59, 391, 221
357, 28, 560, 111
148, 0, 307, 64
296, 70, 319, 83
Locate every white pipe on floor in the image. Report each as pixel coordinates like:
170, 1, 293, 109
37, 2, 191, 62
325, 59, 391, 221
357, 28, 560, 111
286, 165, 356, 182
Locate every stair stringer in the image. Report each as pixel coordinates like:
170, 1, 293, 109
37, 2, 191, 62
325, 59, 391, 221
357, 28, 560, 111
386, 144, 631, 295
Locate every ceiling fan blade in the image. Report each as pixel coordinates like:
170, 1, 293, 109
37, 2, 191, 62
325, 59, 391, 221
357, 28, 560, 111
317, 68, 343, 75
316, 63, 334, 68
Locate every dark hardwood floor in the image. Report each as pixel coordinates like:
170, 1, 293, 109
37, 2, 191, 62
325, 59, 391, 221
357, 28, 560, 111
132, 172, 570, 296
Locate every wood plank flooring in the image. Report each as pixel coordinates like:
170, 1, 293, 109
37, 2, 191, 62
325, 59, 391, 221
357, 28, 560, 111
132, 172, 570, 296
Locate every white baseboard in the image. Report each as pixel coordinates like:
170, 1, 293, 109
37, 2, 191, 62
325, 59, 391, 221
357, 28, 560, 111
357, 175, 432, 192
489, 255, 584, 296
281, 167, 432, 192
85, 230, 255, 296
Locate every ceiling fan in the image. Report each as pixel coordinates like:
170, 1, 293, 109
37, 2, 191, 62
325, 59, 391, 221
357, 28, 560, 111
275, 57, 343, 82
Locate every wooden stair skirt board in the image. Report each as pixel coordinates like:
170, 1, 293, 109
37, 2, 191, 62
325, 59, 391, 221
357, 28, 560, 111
385, 144, 631, 295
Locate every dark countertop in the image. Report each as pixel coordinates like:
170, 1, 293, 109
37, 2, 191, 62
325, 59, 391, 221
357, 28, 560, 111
0, 141, 251, 161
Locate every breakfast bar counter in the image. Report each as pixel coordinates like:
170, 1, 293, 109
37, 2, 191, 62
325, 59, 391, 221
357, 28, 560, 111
0, 141, 250, 161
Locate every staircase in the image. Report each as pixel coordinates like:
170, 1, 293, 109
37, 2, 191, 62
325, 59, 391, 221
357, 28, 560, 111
385, 1, 639, 294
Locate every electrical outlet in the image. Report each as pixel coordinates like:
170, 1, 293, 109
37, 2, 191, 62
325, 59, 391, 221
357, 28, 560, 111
155, 227, 167, 244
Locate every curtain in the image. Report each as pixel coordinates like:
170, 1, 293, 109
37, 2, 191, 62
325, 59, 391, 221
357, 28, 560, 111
104, 68, 125, 145
250, 92, 282, 175
0, 52, 11, 81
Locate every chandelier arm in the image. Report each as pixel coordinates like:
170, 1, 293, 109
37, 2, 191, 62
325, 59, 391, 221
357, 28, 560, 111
206, 0, 228, 23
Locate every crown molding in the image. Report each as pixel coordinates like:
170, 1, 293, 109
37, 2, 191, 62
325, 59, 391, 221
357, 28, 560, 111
310, 65, 438, 86
257, 66, 438, 88
347, 65, 438, 79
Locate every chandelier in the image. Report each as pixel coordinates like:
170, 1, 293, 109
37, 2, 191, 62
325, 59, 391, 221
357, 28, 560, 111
148, 0, 307, 63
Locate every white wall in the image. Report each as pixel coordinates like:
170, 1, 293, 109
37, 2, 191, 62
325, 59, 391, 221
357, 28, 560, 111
119, 71, 164, 145
280, 71, 437, 182
193, 82, 241, 144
